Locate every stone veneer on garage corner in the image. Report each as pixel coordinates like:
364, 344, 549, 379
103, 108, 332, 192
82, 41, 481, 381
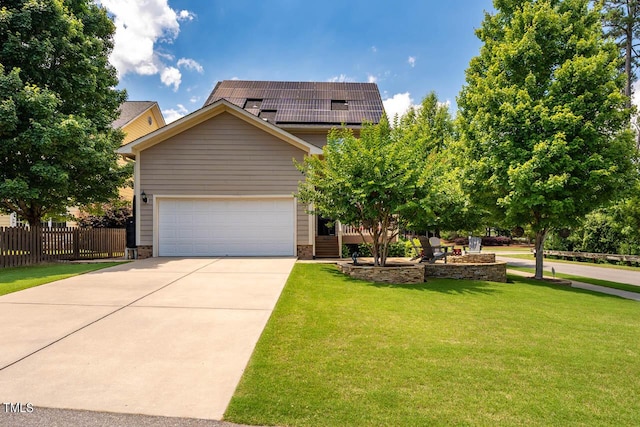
136, 245, 153, 259
296, 245, 313, 260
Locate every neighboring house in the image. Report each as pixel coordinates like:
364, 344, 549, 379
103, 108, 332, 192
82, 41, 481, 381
1, 101, 165, 228
110, 101, 166, 201
117, 80, 384, 259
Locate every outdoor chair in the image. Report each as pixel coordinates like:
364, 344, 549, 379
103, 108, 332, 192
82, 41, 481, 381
429, 236, 449, 253
464, 236, 482, 254
409, 238, 423, 261
417, 236, 448, 264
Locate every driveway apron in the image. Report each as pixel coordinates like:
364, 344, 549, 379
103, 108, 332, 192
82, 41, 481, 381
0, 257, 296, 420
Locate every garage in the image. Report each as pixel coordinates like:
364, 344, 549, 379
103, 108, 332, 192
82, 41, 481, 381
157, 198, 295, 256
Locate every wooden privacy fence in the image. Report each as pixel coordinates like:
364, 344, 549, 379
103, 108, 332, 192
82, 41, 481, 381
0, 227, 126, 268
543, 250, 640, 266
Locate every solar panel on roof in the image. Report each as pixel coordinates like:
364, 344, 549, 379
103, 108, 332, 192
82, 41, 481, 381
206, 80, 383, 125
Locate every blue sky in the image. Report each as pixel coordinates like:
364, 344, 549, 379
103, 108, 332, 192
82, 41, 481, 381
100, 1, 495, 122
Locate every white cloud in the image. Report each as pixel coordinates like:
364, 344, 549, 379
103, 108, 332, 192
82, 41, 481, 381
178, 10, 195, 21
408, 56, 416, 67
177, 58, 204, 73
367, 74, 377, 84
633, 81, 640, 107
189, 96, 200, 103
383, 92, 415, 121
328, 74, 354, 83
100, 0, 195, 90
371, 46, 377, 53
162, 104, 189, 123
160, 66, 181, 91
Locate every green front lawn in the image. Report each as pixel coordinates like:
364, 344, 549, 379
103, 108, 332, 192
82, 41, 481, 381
226, 263, 640, 426
0, 262, 126, 296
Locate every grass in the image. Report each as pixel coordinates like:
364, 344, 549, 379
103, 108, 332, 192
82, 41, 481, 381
225, 263, 640, 427
506, 265, 640, 294
0, 262, 126, 296
502, 253, 640, 271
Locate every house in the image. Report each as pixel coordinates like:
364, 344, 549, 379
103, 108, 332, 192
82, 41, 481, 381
0, 101, 165, 228
117, 80, 385, 259
110, 101, 166, 201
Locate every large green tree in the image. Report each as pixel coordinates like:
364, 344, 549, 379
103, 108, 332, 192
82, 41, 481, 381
0, 0, 128, 226
601, 0, 640, 106
458, 0, 637, 279
395, 93, 483, 236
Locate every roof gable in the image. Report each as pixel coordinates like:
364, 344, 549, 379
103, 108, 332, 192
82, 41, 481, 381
112, 101, 166, 129
117, 99, 323, 158
204, 80, 384, 127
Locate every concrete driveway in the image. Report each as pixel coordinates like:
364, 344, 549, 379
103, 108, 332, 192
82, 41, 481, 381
0, 257, 296, 421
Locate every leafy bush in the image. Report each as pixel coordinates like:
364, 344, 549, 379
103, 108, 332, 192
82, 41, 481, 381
482, 236, 512, 246
342, 242, 407, 258
78, 203, 131, 228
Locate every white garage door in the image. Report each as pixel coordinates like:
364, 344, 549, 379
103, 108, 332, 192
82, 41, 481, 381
158, 198, 295, 256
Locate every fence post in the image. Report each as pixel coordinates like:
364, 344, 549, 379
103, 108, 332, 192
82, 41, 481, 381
73, 228, 80, 260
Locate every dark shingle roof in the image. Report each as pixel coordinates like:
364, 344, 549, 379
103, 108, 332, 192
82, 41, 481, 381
112, 101, 157, 129
204, 80, 384, 127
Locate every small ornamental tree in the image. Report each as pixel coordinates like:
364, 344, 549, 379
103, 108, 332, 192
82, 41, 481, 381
457, 0, 637, 279
296, 117, 422, 266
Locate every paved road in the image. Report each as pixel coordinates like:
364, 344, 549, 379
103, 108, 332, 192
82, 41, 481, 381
497, 254, 640, 287
0, 257, 296, 423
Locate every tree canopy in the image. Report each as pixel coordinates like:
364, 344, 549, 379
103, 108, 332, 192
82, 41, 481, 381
296, 116, 422, 266
0, 0, 128, 226
458, 0, 637, 278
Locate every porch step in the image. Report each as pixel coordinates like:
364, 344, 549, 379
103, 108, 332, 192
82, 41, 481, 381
315, 236, 339, 258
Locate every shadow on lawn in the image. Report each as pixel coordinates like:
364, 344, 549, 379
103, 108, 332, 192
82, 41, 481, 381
324, 265, 499, 296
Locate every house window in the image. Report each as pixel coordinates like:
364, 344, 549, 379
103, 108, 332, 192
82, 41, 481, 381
147, 116, 153, 125
244, 99, 263, 109
331, 100, 349, 111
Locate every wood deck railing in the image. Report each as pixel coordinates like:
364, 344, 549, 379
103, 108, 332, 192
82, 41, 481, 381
0, 227, 125, 268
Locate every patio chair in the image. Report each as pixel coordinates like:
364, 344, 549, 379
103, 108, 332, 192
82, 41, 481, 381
465, 236, 482, 254
417, 236, 448, 264
409, 238, 423, 261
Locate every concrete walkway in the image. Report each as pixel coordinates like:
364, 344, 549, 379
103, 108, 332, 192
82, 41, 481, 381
0, 257, 296, 421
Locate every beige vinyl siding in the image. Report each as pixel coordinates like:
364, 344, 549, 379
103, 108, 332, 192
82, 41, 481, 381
289, 131, 329, 148
139, 112, 309, 246
0, 214, 11, 227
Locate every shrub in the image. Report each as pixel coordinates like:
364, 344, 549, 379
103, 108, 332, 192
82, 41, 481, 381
77, 203, 131, 228
481, 236, 512, 246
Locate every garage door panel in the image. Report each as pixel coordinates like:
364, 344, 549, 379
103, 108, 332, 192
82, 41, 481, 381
158, 199, 295, 256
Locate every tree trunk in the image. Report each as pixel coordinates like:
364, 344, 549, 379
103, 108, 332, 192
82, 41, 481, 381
626, 21, 633, 106
534, 229, 547, 280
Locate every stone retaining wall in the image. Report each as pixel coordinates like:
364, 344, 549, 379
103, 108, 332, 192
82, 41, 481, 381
450, 253, 496, 264
424, 262, 507, 282
337, 262, 425, 284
